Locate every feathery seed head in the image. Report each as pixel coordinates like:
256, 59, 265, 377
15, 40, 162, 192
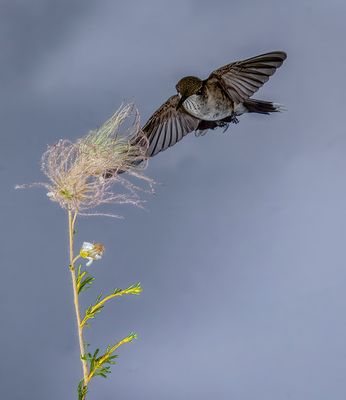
16, 104, 154, 217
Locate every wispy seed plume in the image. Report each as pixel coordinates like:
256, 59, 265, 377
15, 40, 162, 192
16, 104, 154, 217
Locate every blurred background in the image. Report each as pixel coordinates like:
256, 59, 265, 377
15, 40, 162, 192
1, 1, 346, 399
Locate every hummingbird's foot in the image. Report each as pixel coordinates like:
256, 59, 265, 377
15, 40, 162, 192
230, 113, 239, 124
216, 120, 230, 132
216, 120, 229, 132
222, 124, 230, 133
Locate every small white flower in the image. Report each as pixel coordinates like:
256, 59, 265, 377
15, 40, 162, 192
80, 241, 105, 266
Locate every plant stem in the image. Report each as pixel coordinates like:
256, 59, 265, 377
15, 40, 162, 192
68, 210, 89, 389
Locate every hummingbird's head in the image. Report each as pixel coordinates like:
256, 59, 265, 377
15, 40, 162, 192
175, 76, 203, 110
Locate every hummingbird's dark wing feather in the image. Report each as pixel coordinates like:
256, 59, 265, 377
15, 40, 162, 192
209, 51, 287, 104
142, 94, 200, 157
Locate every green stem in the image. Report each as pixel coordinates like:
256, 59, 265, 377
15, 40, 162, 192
68, 210, 89, 397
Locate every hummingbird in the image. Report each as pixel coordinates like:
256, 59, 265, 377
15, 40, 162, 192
139, 51, 287, 157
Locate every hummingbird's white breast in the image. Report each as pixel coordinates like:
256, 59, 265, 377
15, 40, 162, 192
182, 85, 233, 121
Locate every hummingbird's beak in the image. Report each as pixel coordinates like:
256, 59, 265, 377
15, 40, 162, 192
176, 96, 186, 110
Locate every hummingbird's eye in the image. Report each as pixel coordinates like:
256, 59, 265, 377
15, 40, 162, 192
196, 88, 203, 95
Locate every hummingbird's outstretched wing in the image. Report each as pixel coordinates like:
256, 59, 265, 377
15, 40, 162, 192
142, 94, 200, 157
208, 51, 287, 104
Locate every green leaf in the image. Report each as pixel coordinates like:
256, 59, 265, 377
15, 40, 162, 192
86, 333, 137, 383
77, 380, 88, 400
80, 283, 142, 328
76, 264, 95, 294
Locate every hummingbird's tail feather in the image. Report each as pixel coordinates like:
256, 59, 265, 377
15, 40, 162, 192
243, 99, 285, 114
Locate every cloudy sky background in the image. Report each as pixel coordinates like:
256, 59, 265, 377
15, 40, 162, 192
1, 1, 346, 399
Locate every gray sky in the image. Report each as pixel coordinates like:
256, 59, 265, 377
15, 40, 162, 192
1, 0, 346, 399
